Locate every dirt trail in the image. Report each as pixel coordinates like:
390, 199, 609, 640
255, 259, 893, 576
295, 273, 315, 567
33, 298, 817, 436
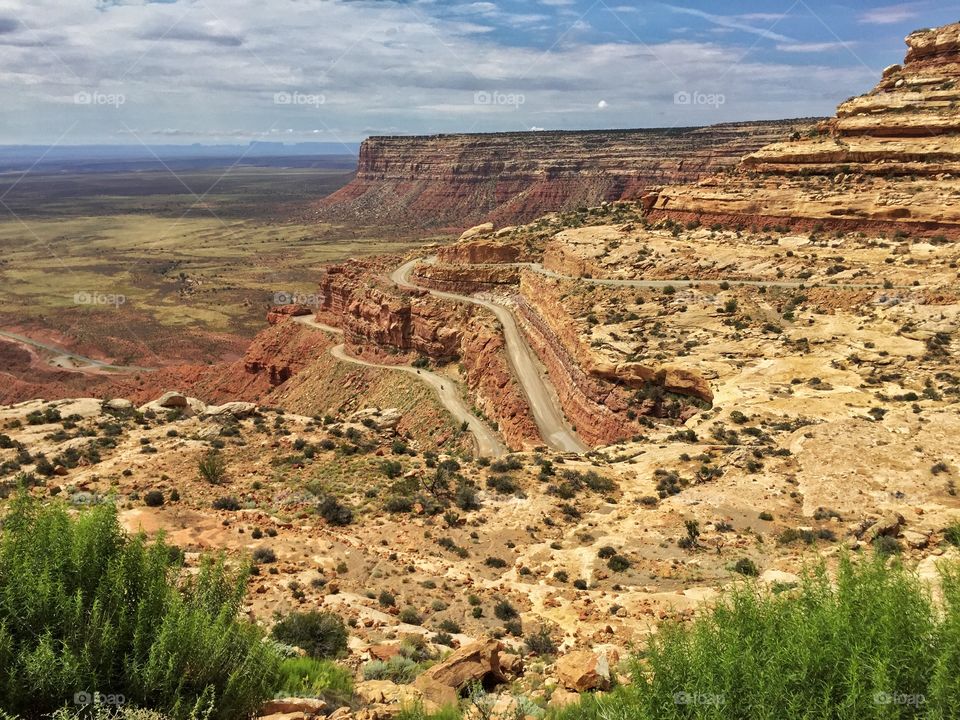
0, 329, 154, 373
292, 315, 506, 458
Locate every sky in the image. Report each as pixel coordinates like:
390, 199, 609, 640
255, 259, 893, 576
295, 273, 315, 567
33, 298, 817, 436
0, 0, 956, 147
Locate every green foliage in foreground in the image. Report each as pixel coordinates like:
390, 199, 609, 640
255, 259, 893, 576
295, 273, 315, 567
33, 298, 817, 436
0, 496, 282, 720
277, 658, 354, 706
554, 556, 960, 720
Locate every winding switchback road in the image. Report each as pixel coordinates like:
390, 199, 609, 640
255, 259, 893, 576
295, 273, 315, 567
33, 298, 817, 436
293, 315, 506, 458
391, 259, 589, 454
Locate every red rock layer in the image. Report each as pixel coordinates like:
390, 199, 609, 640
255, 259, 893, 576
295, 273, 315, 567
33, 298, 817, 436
316, 260, 540, 449
316, 121, 814, 229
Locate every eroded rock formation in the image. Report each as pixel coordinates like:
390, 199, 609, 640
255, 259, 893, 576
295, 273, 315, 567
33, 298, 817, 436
652, 22, 960, 237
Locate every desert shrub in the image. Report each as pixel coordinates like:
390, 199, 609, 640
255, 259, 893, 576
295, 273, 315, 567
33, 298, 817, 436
494, 600, 518, 621
553, 556, 960, 720
399, 607, 423, 625
597, 545, 617, 559
485, 556, 508, 569
525, 625, 558, 656
271, 611, 348, 659
0, 495, 280, 719
378, 590, 396, 607
212, 495, 241, 511
252, 546, 277, 564
198, 449, 227, 484
143, 490, 164, 507
318, 495, 353, 526
432, 632, 455, 647
733, 558, 759, 577
945, 524, 960, 547
363, 655, 421, 684
437, 618, 461, 634
607, 555, 631, 572
276, 657, 353, 705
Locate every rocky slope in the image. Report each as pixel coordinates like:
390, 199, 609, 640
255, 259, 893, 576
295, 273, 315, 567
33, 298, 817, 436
652, 22, 960, 237
316, 121, 814, 229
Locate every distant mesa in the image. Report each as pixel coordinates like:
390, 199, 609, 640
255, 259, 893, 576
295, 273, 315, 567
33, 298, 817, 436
315, 121, 817, 230
651, 21, 960, 237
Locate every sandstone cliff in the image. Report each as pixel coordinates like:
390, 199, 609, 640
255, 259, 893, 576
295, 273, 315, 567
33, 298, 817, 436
317, 121, 814, 229
652, 22, 960, 237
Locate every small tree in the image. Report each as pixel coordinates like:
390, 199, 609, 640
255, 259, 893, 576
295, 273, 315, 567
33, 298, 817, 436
271, 611, 348, 659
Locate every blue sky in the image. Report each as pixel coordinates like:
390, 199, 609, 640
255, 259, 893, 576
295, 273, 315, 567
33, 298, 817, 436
0, 0, 955, 146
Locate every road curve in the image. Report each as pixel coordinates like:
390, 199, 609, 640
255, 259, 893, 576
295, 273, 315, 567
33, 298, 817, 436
0, 329, 155, 372
391, 259, 589, 454
329, 344, 506, 458
292, 315, 506, 458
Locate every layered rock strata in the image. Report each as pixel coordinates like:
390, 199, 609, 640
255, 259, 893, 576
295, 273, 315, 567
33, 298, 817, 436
652, 22, 960, 237
317, 121, 814, 229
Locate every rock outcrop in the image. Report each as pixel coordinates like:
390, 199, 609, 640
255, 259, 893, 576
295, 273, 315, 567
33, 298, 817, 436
317, 121, 815, 229
652, 22, 960, 237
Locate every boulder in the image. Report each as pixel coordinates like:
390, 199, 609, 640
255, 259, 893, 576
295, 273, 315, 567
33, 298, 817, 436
866, 512, 905, 540
548, 688, 581, 709
410, 675, 458, 710
459, 222, 495, 242
554, 649, 618, 692
413, 639, 505, 704
356, 680, 411, 705
259, 698, 328, 717
201, 401, 258, 419
156, 391, 188, 409
902, 530, 930, 549
499, 652, 524, 676
104, 398, 133, 411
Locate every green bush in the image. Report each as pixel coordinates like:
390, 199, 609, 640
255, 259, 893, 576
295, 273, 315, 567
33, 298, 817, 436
197, 450, 227, 484
553, 556, 960, 720
0, 495, 281, 719
276, 657, 353, 705
271, 611, 348, 659
363, 654, 421, 684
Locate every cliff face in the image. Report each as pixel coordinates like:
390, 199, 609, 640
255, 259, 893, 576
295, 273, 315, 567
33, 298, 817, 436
316, 259, 541, 449
317, 121, 813, 229
653, 22, 960, 236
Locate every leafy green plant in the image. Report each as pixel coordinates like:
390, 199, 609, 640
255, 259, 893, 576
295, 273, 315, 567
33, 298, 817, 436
271, 611, 348, 659
0, 495, 280, 719
276, 657, 353, 705
552, 555, 960, 720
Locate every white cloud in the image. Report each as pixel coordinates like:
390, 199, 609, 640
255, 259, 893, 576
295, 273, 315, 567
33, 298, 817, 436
0, 0, 878, 143
859, 3, 923, 25
777, 41, 855, 53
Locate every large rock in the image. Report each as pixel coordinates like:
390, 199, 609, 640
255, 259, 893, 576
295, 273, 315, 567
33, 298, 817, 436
156, 391, 188, 409
259, 698, 328, 717
459, 223, 495, 242
412, 639, 506, 705
554, 649, 618, 692
201, 401, 258, 419
865, 512, 906, 540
